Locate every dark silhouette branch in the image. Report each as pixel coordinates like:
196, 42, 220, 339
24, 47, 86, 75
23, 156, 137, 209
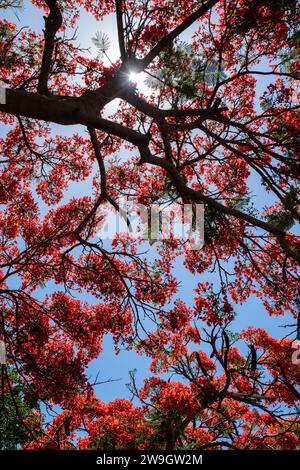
116, 0, 127, 61
37, 0, 63, 93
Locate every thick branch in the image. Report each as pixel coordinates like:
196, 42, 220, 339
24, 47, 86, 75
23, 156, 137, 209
138, 149, 300, 264
116, 0, 127, 61
37, 0, 63, 93
0, 89, 148, 148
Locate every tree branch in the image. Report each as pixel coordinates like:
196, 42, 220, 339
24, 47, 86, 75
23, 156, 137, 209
0, 89, 149, 148
138, 149, 300, 264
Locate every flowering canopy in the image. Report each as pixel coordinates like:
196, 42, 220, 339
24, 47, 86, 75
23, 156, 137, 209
0, 0, 299, 450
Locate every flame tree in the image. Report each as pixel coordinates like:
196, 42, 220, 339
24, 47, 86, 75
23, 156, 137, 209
0, 0, 299, 450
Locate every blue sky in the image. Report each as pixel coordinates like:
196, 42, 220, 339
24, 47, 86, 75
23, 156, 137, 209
0, 1, 295, 404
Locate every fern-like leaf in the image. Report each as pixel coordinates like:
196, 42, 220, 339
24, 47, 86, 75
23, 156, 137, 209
92, 32, 111, 57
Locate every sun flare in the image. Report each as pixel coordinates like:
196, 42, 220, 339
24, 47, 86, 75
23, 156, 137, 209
128, 71, 150, 94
